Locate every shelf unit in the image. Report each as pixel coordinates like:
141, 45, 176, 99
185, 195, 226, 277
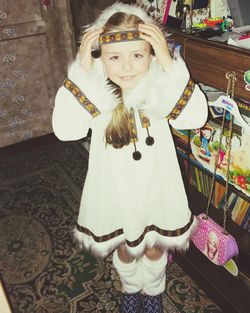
168, 30, 250, 313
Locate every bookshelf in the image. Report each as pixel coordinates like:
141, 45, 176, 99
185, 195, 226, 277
168, 31, 250, 313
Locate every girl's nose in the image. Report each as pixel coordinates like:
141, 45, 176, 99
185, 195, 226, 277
122, 58, 132, 71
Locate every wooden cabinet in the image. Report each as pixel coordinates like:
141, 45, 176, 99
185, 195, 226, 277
170, 32, 250, 101
0, 0, 75, 147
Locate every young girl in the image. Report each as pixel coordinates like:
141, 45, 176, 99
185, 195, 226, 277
52, 2, 208, 312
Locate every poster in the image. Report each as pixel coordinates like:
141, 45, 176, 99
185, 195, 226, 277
136, 0, 172, 24
191, 121, 250, 197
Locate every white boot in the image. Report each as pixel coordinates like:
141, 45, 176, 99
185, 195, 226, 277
112, 249, 143, 294
141, 252, 168, 296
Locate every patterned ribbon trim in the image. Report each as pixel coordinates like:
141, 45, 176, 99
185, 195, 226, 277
166, 78, 195, 120
138, 110, 151, 128
99, 30, 142, 45
128, 109, 151, 143
127, 215, 194, 247
128, 108, 138, 143
76, 215, 194, 246
63, 78, 101, 118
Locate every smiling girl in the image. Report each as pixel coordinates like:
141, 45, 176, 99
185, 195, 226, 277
52, 3, 208, 312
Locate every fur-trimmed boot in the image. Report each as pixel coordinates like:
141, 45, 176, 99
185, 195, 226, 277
140, 252, 168, 312
112, 250, 142, 313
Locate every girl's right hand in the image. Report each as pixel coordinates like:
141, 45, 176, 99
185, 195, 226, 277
79, 29, 103, 71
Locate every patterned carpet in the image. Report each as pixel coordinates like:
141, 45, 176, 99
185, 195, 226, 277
0, 139, 223, 313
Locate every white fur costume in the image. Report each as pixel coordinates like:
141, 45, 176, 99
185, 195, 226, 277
52, 3, 208, 259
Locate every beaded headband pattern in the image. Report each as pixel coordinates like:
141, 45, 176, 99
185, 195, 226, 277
99, 30, 142, 46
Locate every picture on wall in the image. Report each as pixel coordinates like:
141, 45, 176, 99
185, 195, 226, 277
136, 0, 173, 24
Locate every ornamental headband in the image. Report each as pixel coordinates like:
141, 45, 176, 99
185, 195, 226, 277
99, 30, 143, 46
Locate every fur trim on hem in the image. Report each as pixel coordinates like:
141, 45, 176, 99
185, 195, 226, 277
73, 216, 199, 259
126, 216, 199, 257
73, 228, 125, 259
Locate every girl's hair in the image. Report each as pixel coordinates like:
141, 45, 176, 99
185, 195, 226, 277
101, 12, 145, 149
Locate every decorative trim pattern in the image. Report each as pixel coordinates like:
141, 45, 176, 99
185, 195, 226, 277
63, 78, 101, 118
76, 215, 194, 247
139, 110, 150, 128
128, 109, 152, 144
99, 30, 142, 45
166, 78, 195, 120
128, 108, 138, 143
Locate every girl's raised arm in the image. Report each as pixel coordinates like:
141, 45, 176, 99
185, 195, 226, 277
138, 23, 173, 72
79, 29, 103, 71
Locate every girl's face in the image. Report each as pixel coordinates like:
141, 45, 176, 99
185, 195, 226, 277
101, 40, 152, 90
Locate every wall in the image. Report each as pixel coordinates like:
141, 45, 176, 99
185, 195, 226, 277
0, 0, 75, 147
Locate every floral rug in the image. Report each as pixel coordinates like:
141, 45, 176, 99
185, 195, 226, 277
0, 139, 222, 312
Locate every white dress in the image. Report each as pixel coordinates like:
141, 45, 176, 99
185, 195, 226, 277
52, 54, 208, 258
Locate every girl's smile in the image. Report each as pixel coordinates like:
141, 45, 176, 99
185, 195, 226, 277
118, 75, 136, 81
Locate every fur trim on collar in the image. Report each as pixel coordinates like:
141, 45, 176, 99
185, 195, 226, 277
67, 52, 190, 118
123, 52, 190, 118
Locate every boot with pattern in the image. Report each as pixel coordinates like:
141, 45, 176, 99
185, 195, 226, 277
121, 293, 141, 313
141, 294, 163, 313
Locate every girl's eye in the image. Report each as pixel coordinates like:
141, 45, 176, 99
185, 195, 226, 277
110, 56, 119, 61
134, 53, 143, 58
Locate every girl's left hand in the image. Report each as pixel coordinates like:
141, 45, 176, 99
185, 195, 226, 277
138, 23, 173, 72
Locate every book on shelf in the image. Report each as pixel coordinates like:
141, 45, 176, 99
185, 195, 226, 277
227, 192, 238, 213
214, 181, 226, 209
231, 197, 245, 221
241, 207, 250, 232
176, 146, 250, 232
233, 199, 250, 226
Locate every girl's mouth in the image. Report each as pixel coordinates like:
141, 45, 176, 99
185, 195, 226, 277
119, 76, 135, 81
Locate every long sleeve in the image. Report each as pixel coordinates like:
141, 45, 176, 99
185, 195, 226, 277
168, 83, 208, 130
52, 85, 93, 141
151, 55, 208, 130
52, 55, 118, 141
